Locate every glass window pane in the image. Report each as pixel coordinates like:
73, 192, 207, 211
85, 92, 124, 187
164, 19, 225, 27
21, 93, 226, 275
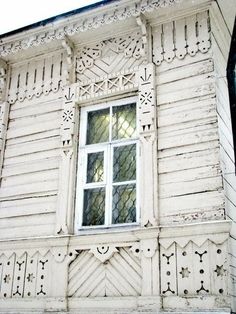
112, 184, 136, 224
83, 188, 105, 226
87, 152, 104, 183
112, 103, 136, 140
113, 144, 136, 182
87, 108, 109, 144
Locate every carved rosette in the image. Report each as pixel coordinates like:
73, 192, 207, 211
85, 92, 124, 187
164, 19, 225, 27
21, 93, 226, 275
138, 63, 158, 227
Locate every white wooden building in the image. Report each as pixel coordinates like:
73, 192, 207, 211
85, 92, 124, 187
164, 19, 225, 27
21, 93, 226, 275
0, 0, 235, 313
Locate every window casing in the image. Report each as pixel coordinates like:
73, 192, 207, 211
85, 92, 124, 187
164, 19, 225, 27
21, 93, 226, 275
76, 97, 139, 229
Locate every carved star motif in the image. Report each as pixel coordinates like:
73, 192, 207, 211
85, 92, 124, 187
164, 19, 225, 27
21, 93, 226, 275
62, 110, 73, 122
214, 265, 226, 277
180, 267, 191, 278
3, 274, 11, 284
27, 273, 35, 282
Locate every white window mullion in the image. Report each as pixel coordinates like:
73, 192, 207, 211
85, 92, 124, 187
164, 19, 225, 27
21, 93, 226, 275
104, 144, 110, 225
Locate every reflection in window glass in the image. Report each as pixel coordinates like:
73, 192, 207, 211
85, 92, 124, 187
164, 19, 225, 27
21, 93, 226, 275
112, 103, 136, 140
87, 152, 104, 183
87, 108, 109, 144
112, 184, 136, 224
83, 188, 105, 226
113, 144, 136, 183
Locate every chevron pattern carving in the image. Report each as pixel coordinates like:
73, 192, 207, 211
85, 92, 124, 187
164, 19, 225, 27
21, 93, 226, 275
76, 32, 145, 83
68, 247, 142, 297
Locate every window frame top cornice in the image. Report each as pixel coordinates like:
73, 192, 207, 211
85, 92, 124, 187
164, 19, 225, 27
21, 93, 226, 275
0, 0, 181, 59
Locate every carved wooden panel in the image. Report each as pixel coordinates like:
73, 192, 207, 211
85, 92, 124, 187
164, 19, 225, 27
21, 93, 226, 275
138, 63, 158, 226
153, 11, 211, 65
76, 31, 145, 83
160, 239, 228, 297
7, 51, 67, 104
0, 251, 52, 298
76, 71, 138, 103
0, 0, 179, 59
68, 245, 142, 297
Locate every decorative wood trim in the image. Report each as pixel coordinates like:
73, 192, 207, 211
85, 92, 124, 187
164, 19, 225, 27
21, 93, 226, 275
138, 63, 158, 227
0, 60, 7, 102
7, 52, 66, 104
76, 71, 138, 103
56, 85, 78, 235
0, 0, 181, 58
152, 11, 211, 65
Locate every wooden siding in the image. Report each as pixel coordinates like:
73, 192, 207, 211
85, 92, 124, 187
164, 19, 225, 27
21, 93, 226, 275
156, 52, 224, 224
211, 5, 236, 311
0, 93, 62, 239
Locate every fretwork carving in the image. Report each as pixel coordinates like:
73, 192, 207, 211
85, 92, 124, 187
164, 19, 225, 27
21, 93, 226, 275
77, 71, 137, 103
0, 59, 7, 101
0, 0, 179, 58
152, 11, 211, 65
0, 251, 51, 299
89, 245, 118, 263
7, 52, 67, 104
76, 32, 145, 82
62, 36, 75, 84
160, 239, 229, 297
56, 84, 78, 235
138, 63, 158, 227
68, 246, 142, 297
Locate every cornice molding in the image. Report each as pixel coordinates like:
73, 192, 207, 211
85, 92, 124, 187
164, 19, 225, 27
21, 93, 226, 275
0, 0, 180, 58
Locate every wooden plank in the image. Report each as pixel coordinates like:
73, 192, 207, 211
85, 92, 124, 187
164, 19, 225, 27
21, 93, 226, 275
158, 116, 217, 136
6, 129, 60, 146
158, 140, 219, 159
1, 169, 58, 187
0, 199, 56, 219
158, 101, 217, 128
10, 100, 61, 119
156, 49, 212, 74
157, 82, 215, 105
4, 137, 60, 158
0, 180, 58, 199
0, 213, 55, 229
157, 72, 214, 94
160, 175, 222, 199
160, 190, 224, 215
8, 111, 61, 129
157, 58, 213, 85
6, 120, 60, 139
159, 148, 220, 174
158, 123, 218, 150
3, 149, 60, 166
2, 157, 59, 177
159, 165, 221, 185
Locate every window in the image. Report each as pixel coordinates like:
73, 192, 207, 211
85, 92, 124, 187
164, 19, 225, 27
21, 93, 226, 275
76, 97, 139, 228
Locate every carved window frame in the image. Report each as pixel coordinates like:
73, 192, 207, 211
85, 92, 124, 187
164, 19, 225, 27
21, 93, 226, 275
75, 96, 140, 231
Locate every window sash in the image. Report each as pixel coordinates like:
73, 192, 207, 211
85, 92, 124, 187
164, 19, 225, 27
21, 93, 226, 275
76, 97, 139, 229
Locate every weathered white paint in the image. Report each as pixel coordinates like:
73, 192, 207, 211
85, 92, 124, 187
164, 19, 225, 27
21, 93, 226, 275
0, 0, 235, 313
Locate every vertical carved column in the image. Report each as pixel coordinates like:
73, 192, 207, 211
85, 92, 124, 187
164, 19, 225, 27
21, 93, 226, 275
56, 37, 77, 235
0, 59, 8, 179
138, 63, 158, 227
56, 85, 78, 234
